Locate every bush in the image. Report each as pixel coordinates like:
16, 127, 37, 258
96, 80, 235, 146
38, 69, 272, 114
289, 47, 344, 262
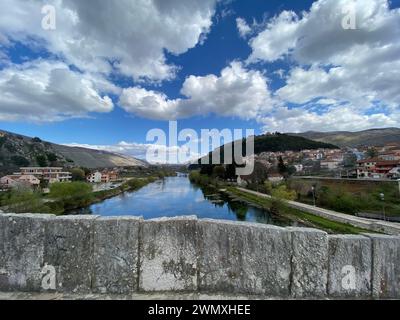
49, 182, 93, 210
271, 185, 297, 201
50, 182, 92, 199
2, 189, 51, 213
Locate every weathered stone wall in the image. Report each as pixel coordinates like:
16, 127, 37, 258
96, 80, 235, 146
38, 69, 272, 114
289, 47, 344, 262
0, 214, 399, 299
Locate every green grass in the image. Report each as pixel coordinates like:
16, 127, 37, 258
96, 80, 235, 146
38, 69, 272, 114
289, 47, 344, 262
227, 187, 374, 235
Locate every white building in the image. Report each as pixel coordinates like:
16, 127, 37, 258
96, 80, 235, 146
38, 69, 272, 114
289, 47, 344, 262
87, 171, 102, 183
18, 167, 72, 183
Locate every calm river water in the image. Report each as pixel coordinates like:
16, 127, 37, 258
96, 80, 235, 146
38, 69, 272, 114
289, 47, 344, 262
73, 176, 298, 227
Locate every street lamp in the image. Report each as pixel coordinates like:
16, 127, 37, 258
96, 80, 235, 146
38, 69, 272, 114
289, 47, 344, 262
311, 186, 316, 207
380, 193, 386, 221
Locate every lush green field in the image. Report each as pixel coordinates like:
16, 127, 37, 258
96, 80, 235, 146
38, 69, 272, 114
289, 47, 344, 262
287, 178, 400, 216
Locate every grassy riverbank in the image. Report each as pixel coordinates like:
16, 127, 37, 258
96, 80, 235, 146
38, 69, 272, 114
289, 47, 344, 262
226, 187, 373, 234
0, 177, 159, 215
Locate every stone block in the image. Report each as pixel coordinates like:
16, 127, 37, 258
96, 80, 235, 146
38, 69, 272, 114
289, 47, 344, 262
92, 216, 141, 294
289, 228, 328, 298
365, 234, 400, 299
198, 219, 292, 296
139, 216, 198, 292
0, 214, 54, 292
43, 215, 98, 293
328, 235, 372, 298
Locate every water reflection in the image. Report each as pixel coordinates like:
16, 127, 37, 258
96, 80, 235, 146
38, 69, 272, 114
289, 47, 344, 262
70, 177, 297, 227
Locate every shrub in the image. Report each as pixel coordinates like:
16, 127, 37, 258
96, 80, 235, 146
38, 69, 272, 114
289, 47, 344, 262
271, 185, 297, 201
2, 189, 51, 213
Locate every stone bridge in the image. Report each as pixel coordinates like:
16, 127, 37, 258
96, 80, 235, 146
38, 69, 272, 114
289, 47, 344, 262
0, 213, 399, 299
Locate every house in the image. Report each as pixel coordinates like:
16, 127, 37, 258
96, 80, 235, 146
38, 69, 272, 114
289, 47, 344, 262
18, 167, 72, 183
87, 171, 102, 183
357, 158, 379, 178
0, 174, 40, 189
320, 160, 340, 171
388, 167, 400, 179
374, 161, 400, 177
268, 173, 284, 183
357, 158, 400, 179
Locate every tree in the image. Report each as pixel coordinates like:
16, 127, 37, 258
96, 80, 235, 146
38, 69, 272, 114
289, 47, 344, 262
278, 156, 288, 175
213, 166, 226, 179
36, 155, 48, 167
71, 168, 86, 181
366, 147, 378, 159
343, 153, 357, 168
46, 153, 58, 162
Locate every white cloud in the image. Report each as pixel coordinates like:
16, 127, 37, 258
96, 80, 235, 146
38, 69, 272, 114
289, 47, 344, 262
119, 61, 275, 120
0, 60, 116, 122
259, 106, 400, 133
247, 0, 400, 132
0, 0, 218, 82
236, 17, 252, 38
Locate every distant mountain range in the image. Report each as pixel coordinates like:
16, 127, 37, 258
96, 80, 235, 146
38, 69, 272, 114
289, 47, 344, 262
290, 128, 400, 148
0, 130, 146, 174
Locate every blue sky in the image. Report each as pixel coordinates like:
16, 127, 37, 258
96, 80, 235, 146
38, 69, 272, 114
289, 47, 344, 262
0, 0, 399, 158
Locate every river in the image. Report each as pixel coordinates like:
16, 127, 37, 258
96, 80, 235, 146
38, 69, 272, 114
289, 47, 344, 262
72, 176, 299, 227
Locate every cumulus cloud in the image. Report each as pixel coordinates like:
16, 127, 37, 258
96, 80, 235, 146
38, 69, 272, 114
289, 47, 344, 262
0, 60, 116, 122
247, 0, 400, 131
259, 106, 400, 133
236, 17, 252, 38
119, 61, 275, 120
0, 0, 217, 82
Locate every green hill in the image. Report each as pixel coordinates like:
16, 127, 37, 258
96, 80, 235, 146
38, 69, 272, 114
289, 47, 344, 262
194, 133, 338, 168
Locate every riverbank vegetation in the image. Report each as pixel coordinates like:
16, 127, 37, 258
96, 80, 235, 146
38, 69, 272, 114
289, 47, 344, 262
227, 188, 373, 235
287, 179, 400, 217
189, 170, 375, 234
0, 177, 159, 215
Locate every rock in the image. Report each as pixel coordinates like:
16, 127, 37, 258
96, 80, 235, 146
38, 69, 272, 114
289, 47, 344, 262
139, 216, 198, 292
328, 235, 372, 298
92, 216, 142, 294
289, 228, 328, 298
364, 234, 400, 299
198, 219, 292, 296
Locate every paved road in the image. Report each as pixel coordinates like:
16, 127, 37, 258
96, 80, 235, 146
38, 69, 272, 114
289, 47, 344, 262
292, 176, 399, 183
237, 187, 400, 235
